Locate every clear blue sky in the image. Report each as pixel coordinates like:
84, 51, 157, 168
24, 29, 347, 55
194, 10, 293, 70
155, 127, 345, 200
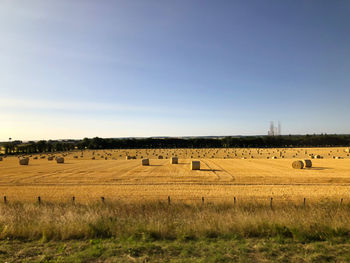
1, 0, 349, 140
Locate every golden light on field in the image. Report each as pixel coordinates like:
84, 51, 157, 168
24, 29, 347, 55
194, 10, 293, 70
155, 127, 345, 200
0, 147, 350, 203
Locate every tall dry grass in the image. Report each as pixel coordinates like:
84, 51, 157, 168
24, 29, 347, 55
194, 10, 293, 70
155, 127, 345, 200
0, 200, 349, 242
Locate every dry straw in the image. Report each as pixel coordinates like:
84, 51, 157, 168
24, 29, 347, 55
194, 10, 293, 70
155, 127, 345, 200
302, 159, 312, 168
56, 157, 64, 164
191, 161, 200, 170
19, 157, 29, 165
142, 159, 150, 166
292, 160, 304, 169
170, 157, 178, 164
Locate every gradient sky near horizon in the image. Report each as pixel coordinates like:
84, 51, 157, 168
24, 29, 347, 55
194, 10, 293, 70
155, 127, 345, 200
1, 0, 350, 141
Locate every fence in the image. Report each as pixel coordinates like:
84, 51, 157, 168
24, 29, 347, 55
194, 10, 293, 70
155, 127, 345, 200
1, 195, 347, 209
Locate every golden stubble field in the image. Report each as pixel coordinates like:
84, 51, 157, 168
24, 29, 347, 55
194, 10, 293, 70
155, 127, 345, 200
0, 147, 350, 203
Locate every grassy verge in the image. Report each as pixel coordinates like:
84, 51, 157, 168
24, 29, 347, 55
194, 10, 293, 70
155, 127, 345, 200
1, 237, 350, 262
0, 201, 350, 262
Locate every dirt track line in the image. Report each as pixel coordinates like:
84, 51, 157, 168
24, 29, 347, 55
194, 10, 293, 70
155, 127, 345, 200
200, 160, 221, 180
207, 159, 235, 181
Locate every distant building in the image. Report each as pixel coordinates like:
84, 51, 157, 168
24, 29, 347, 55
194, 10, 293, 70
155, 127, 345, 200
268, 121, 281, 136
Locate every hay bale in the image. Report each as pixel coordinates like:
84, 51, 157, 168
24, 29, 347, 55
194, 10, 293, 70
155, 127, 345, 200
48, 156, 54, 161
33, 156, 38, 160
191, 161, 200, 170
302, 159, 312, 168
91, 156, 95, 160
170, 157, 178, 164
126, 156, 132, 160
272, 156, 277, 159
142, 159, 149, 166
158, 155, 163, 159
56, 157, 64, 164
292, 160, 304, 169
19, 157, 29, 165
0, 157, 2, 161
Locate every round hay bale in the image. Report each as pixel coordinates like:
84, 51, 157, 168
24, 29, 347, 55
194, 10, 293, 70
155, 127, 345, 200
33, 156, 38, 160
56, 157, 64, 164
292, 160, 304, 169
19, 157, 29, 165
142, 159, 149, 166
158, 155, 163, 159
91, 156, 95, 160
48, 156, 54, 161
302, 159, 312, 168
170, 157, 178, 164
191, 161, 200, 170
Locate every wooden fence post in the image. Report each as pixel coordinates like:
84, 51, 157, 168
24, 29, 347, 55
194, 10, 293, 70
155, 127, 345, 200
303, 198, 306, 208
101, 196, 105, 203
234, 196, 236, 206
3, 196, 6, 204
340, 198, 343, 206
168, 196, 171, 205
38, 196, 41, 204
270, 197, 273, 209
202, 197, 204, 204
72, 196, 75, 204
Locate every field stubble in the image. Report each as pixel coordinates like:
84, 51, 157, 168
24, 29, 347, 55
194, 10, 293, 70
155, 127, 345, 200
0, 147, 350, 203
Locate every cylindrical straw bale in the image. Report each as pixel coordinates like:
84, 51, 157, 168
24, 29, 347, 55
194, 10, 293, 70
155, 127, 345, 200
292, 160, 304, 169
302, 159, 312, 168
56, 157, 64, 164
19, 157, 29, 165
170, 157, 178, 164
142, 159, 149, 166
191, 161, 200, 170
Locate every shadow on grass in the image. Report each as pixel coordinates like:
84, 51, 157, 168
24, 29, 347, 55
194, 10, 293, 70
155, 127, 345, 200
306, 167, 332, 170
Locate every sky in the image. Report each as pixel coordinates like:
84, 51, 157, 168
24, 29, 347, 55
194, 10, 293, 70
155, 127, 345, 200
0, 0, 350, 141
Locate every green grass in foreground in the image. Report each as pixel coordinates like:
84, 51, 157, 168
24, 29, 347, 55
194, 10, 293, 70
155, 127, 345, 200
1, 237, 350, 263
1, 201, 350, 262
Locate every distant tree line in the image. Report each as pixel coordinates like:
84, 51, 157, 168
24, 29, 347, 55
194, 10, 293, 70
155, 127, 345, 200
0, 140, 76, 155
1, 134, 350, 155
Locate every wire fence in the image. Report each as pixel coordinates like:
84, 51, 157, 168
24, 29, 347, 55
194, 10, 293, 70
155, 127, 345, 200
0, 195, 347, 208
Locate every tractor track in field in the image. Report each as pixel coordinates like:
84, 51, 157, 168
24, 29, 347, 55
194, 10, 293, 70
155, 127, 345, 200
200, 160, 221, 180
207, 159, 235, 181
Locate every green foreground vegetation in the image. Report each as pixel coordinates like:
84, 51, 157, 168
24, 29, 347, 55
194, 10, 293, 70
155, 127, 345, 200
2, 237, 350, 262
0, 201, 350, 262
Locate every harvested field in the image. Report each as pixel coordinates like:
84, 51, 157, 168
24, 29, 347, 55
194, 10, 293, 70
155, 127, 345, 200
0, 147, 350, 203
